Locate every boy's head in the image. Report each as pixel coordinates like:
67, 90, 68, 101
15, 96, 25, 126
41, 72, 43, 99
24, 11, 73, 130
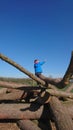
34, 59, 39, 64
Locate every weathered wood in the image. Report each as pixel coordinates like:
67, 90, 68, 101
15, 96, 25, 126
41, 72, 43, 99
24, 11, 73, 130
46, 89, 73, 99
0, 80, 26, 88
61, 51, 73, 86
17, 120, 41, 130
49, 96, 73, 130
0, 90, 24, 100
0, 103, 49, 120
1, 87, 73, 102
65, 83, 73, 92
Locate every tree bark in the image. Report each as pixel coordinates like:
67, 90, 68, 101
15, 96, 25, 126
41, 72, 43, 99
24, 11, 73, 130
49, 96, 73, 130
17, 120, 41, 130
65, 83, 73, 92
0, 87, 73, 101
0, 103, 49, 120
0, 80, 26, 88
46, 89, 73, 99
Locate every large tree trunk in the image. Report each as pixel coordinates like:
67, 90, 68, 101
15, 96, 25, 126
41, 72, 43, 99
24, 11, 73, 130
49, 96, 73, 130
0, 90, 24, 100
1, 87, 73, 102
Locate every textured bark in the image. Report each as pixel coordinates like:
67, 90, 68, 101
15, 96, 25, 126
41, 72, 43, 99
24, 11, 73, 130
65, 83, 73, 92
0, 103, 49, 120
0, 87, 73, 102
17, 120, 41, 130
0, 90, 24, 100
49, 96, 73, 130
46, 89, 73, 99
0, 80, 26, 88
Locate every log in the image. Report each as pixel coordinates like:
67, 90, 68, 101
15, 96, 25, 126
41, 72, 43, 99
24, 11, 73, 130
0, 53, 46, 86
0, 53, 61, 89
0, 87, 73, 102
46, 89, 73, 99
61, 51, 73, 86
0, 80, 26, 88
49, 96, 73, 130
0, 90, 24, 101
65, 83, 73, 92
17, 120, 41, 130
0, 103, 49, 120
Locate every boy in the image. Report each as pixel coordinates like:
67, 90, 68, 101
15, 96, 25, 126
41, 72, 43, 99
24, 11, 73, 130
34, 59, 46, 78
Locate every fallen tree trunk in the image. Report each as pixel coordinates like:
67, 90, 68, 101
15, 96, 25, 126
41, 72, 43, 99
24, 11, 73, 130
49, 96, 73, 130
0, 90, 24, 100
0, 80, 26, 88
0, 103, 49, 120
0, 53, 46, 86
17, 120, 41, 130
65, 83, 73, 92
0, 53, 62, 89
0, 87, 73, 101
46, 89, 73, 99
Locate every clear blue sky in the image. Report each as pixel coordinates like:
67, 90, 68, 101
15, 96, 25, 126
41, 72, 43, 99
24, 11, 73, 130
0, 0, 73, 78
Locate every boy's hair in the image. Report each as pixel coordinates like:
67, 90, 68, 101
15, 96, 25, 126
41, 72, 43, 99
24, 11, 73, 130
34, 59, 39, 63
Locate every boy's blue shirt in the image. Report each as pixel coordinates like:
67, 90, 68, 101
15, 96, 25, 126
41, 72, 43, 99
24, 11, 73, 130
34, 61, 45, 73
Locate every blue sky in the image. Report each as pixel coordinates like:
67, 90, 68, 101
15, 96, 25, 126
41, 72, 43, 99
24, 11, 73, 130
0, 0, 73, 78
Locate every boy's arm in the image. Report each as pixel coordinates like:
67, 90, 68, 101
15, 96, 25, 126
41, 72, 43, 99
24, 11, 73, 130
40, 61, 46, 65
